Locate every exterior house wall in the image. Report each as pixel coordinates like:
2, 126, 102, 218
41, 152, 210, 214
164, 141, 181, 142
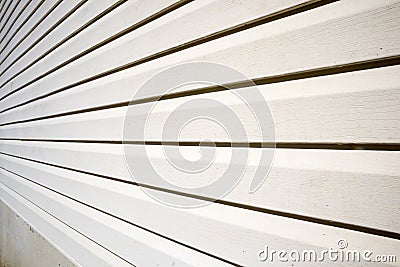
0, 0, 399, 266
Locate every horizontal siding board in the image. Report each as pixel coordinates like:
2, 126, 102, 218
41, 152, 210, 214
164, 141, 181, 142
0, 0, 43, 52
0, 0, 26, 42
1, 141, 399, 233
1, 167, 399, 266
0, 67, 399, 143
1, 0, 399, 112
0, 0, 308, 104
0, 0, 19, 34
0, 0, 122, 76
0, 182, 133, 267
0, 1, 10, 24
1, 0, 182, 84
1, 0, 399, 265
0, 0, 80, 70
0, 0, 67, 63
0, 169, 235, 267
1, 62, 398, 133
